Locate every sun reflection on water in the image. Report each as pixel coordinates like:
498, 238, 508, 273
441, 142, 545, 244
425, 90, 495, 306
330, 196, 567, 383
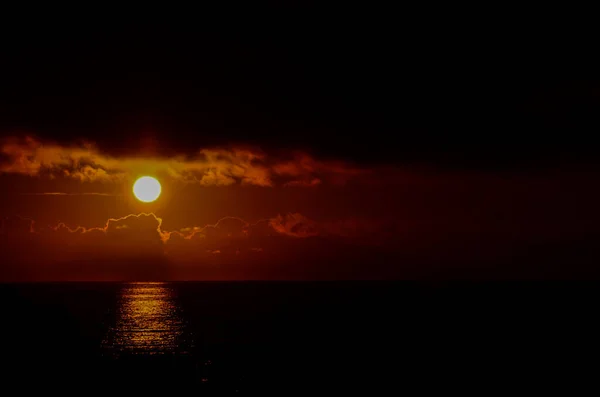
103, 282, 191, 356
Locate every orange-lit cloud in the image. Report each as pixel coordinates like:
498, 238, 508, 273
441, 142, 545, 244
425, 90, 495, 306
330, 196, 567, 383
21, 192, 116, 196
49, 212, 169, 243
0, 137, 368, 187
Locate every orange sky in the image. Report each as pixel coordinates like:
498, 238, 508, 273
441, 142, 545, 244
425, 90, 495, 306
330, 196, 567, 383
1, 137, 599, 281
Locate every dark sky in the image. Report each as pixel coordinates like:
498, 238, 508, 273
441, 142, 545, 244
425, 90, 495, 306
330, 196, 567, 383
1, 16, 597, 168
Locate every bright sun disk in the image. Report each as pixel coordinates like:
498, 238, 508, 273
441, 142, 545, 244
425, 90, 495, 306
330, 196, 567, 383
133, 176, 161, 203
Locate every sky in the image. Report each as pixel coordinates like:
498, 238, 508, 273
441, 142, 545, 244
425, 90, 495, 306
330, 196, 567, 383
0, 16, 598, 280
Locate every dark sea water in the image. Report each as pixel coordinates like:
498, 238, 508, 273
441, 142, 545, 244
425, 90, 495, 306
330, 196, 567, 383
0, 282, 598, 391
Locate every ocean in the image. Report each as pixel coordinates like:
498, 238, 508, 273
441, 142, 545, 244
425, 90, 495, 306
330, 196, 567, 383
0, 281, 596, 391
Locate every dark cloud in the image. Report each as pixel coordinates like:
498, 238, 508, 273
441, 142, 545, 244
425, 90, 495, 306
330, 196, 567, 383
1, 215, 35, 235
273, 153, 367, 186
269, 213, 319, 238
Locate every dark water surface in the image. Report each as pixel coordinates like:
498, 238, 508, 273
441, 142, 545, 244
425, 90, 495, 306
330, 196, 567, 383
1, 282, 598, 391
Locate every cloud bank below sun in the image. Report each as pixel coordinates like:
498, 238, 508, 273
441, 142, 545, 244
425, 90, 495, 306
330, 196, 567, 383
0, 211, 409, 281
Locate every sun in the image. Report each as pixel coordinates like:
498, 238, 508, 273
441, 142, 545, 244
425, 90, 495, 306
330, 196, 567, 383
133, 176, 161, 203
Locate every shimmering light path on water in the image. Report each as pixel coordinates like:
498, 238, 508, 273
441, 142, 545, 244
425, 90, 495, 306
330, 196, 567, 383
102, 282, 192, 356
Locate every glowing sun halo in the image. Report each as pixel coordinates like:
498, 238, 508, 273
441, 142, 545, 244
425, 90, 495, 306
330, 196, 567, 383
133, 176, 161, 203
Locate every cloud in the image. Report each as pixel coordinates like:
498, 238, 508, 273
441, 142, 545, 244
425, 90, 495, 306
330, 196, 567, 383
20, 192, 115, 196
284, 178, 322, 187
0, 137, 124, 182
1, 137, 367, 187
50, 212, 169, 243
3, 207, 599, 281
2, 211, 391, 264
16, 211, 392, 245
266, 213, 399, 243
269, 213, 319, 238
273, 153, 367, 186
0, 210, 422, 282
164, 216, 251, 242
166, 149, 273, 187
1, 215, 35, 235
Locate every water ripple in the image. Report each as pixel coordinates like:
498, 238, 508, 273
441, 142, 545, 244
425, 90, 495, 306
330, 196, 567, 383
102, 282, 192, 356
